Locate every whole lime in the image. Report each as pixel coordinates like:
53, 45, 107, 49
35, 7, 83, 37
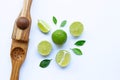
52, 29, 67, 45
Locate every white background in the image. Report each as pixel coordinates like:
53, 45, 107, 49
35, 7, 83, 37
0, 0, 120, 80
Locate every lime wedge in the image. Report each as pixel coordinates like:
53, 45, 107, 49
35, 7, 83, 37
56, 50, 71, 67
38, 20, 50, 33
69, 21, 84, 36
38, 40, 52, 56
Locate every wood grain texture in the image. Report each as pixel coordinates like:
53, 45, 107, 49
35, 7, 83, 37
12, 0, 32, 42
10, 40, 28, 80
10, 0, 32, 80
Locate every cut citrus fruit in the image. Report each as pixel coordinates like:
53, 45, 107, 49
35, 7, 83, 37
69, 21, 84, 36
56, 50, 71, 67
38, 20, 50, 33
52, 29, 67, 45
38, 40, 52, 56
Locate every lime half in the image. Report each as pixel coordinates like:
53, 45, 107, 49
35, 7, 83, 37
38, 40, 52, 56
56, 50, 71, 67
69, 21, 84, 36
38, 20, 50, 33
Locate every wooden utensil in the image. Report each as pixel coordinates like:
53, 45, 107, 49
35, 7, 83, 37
10, 0, 32, 80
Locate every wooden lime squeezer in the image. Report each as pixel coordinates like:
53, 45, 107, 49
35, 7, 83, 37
10, 0, 32, 80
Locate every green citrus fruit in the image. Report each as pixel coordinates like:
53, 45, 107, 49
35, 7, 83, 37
69, 21, 84, 36
52, 29, 67, 45
38, 20, 50, 33
56, 50, 71, 67
38, 40, 52, 56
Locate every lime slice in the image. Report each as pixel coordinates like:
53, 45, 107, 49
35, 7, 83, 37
38, 40, 52, 56
69, 21, 84, 36
56, 50, 71, 67
38, 20, 50, 33
52, 29, 67, 45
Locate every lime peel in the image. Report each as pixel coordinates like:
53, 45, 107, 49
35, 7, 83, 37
52, 29, 67, 45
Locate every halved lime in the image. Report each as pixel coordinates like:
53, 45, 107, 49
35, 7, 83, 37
52, 29, 67, 45
38, 40, 52, 56
56, 50, 71, 67
69, 21, 84, 36
38, 20, 50, 33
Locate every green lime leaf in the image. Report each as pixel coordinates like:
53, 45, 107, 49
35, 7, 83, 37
53, 16, 57, 25
71, 48, 82, 55
39, 59, 52, 68
60, 20, 67, 27
75, 40, 86, 46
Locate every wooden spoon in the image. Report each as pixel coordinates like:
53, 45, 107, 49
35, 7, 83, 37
10, 0, 32, 80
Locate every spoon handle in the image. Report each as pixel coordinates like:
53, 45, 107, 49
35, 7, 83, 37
21, 0, 32, 17
10, 61, 21, 80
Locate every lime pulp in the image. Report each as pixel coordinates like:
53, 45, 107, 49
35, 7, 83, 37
69, 21, 84, 36
38, 20, 50, 33
38, 40, 52, 56
56, 50, 71, 67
